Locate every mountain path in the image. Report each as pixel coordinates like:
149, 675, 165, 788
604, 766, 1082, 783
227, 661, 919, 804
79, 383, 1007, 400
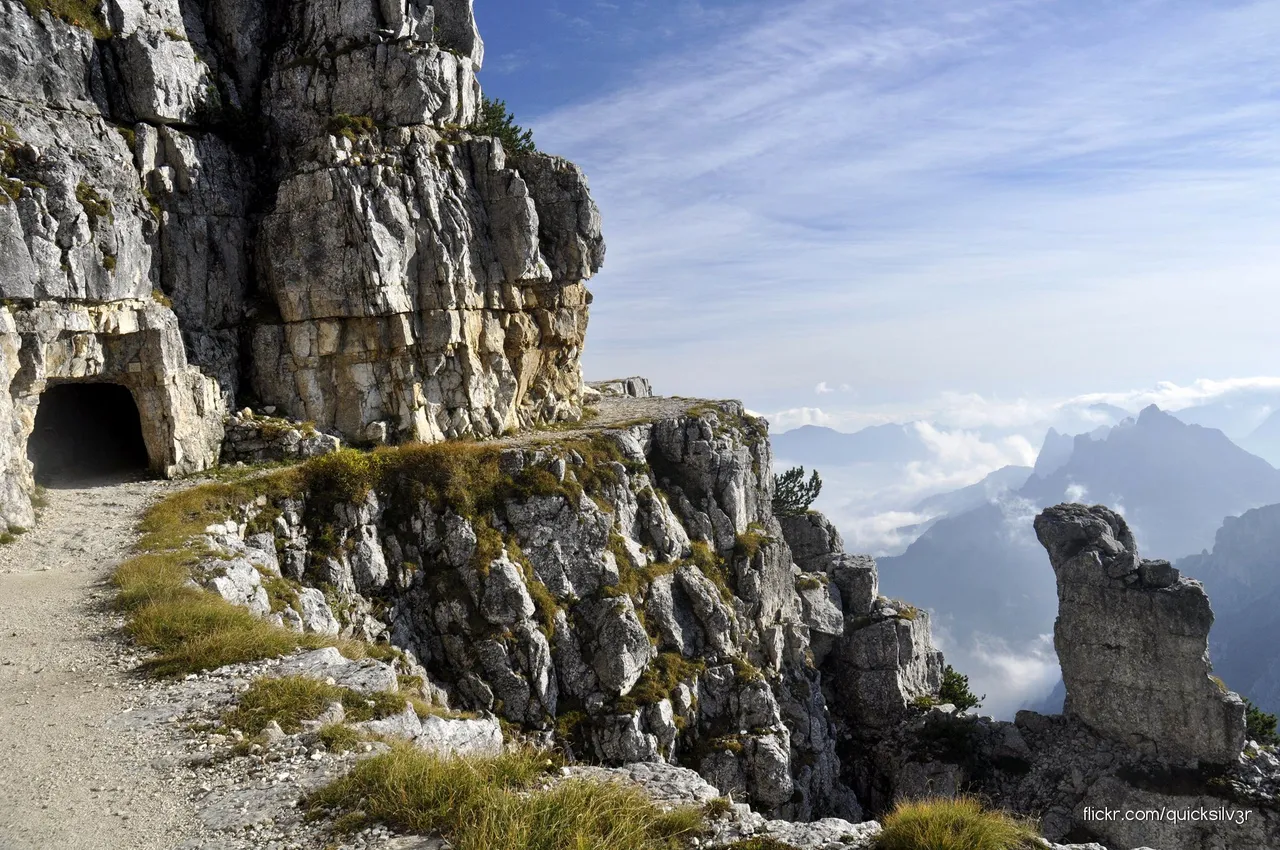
0, 475, 199, 850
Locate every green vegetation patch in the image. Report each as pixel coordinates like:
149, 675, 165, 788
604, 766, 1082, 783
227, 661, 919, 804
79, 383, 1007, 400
110, 471, 377, 676
1246, 698, 1279, 746
75, 181, 113, 229
303, 435, 640, 561
20, 0, 110, 39
773, 466, 822, 517
472, 96, 536, 155
306, 745, 705, 849
795, 574, 826, 592
0, 525, 27, 544
939, 664, 984, 712
733, 524, 771, 561
317, 723, 365, 753
222, 675, 420, 736
328, 114, 378, 143
687, 541, 734, 603
619, 652, 705, 711
874, 797, 1038, 850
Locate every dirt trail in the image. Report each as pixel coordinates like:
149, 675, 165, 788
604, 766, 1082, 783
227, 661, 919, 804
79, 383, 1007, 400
0, 474, 197, 850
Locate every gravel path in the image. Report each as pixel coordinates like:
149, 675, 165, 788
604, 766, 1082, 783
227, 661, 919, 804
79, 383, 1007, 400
0, 473, 197, 850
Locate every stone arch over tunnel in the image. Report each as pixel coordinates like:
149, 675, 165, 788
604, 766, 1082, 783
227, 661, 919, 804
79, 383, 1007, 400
27, 382, 152, 484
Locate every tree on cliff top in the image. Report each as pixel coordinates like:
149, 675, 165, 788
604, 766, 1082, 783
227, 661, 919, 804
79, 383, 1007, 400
773, 466, 822, 517
474, 96, 536, 155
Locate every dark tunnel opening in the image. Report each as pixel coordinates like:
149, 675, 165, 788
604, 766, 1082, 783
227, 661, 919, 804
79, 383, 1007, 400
27, 383, 152, 485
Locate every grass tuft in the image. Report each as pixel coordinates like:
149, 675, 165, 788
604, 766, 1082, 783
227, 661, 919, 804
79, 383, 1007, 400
318, 723, 366, 753
20, 0, 110, 38
110, 469, 369, 676
222, 675, 411, 736
307, 745, 703, 849
874, 797, 1038, 850
620, 652, 705, 710
328, 114, 378, 143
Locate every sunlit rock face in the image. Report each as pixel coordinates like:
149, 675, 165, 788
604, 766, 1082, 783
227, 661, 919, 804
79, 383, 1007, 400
1035, 502, 1246, 765
0, 0, 603, 522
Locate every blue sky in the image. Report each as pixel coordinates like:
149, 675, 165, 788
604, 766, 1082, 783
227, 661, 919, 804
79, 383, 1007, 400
477, 0, 1280, 431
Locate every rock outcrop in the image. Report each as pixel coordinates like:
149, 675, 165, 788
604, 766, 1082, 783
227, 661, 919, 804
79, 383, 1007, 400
220, 408, 341, 465
0, 0, 603, 524
841, 501, 1278, 849
1034, 503, 1246, 765
198, 399, 956, 823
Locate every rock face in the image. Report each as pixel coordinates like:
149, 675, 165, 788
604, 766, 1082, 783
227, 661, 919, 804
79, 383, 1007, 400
1034, 503, 1246, 765
1178, 503, 1280, 715
0, 0, 603, 523
202, 401, 956, 822
221, 409, 341, 465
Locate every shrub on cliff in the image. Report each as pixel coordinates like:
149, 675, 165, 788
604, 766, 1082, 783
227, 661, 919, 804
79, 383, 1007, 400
874, 797, 1037, 850
474, 96, 536, 155
772, 466, 822, 517
939, 664, 984, 712
1246, 698, 1279, 746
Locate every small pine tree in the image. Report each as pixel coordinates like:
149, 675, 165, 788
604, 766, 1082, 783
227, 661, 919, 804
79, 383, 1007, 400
772, 466, 822, 517
939, 664, 984, 712
1245, 698, 1279, 746
473, 96, 536, 155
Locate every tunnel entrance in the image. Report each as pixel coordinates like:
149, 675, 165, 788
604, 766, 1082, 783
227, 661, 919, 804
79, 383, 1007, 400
27, 383, 151, 484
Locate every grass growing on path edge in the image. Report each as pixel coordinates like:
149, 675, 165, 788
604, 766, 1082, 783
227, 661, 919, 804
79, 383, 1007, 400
305, 745, 706, 850
110, 471, 372, 676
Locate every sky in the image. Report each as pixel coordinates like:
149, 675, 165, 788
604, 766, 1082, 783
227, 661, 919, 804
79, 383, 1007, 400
476, 0, 1280, 428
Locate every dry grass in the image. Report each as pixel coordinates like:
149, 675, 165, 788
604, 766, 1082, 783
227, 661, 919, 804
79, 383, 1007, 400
110, 471, 369, 677
222, 675, 414, 736
306, 745, 705, 850
874, 797, 1039, 850
21, 0, 110, 38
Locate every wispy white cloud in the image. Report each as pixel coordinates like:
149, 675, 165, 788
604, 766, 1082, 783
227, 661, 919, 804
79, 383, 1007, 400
547, 0, 1280, 410
766, 376, 1280, 435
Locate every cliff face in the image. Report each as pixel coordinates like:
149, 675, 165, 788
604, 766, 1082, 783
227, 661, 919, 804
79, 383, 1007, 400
199, 399, 949, 822
0, 0, 602, 525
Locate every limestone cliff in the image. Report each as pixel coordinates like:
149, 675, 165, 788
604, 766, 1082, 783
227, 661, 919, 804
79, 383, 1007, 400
1035, 503, 1246, 765
197, 397, 951, 823
0, 0, 603, 526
